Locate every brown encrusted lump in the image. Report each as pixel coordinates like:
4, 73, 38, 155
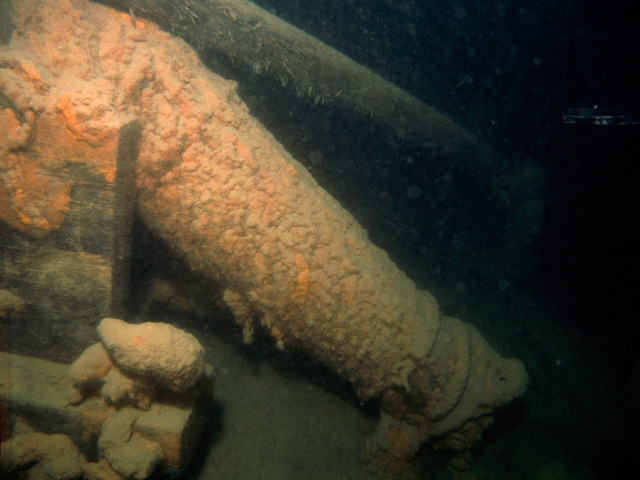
69, 341, 157, 410
69, 316, 206, 410
1, 0, 528, 461
98, 318, 205, 394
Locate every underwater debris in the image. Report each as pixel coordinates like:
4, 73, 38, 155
1, 318, 213, 480
0, 0, 528, 471
98, 317, 205, 393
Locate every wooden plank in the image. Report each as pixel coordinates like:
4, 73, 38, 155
110, 120, 142, 318
0, 115, 141, 360
0, 351, 211, 475
0, 247, 112, 360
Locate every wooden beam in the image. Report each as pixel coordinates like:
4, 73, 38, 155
0, 116, 141, 361
0, 351, 211, 476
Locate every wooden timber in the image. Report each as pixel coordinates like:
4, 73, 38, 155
0, 116, 141, 361
0, 351, 211, 475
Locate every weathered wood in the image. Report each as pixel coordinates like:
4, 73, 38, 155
111, 120, 142, 317
0, 113, 141, 360
0, 351, 211, 475
0, 248, 112, 359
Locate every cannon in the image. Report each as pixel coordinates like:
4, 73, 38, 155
1, 0, 528, 469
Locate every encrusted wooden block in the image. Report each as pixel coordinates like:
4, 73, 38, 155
0, 351, 211, 477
